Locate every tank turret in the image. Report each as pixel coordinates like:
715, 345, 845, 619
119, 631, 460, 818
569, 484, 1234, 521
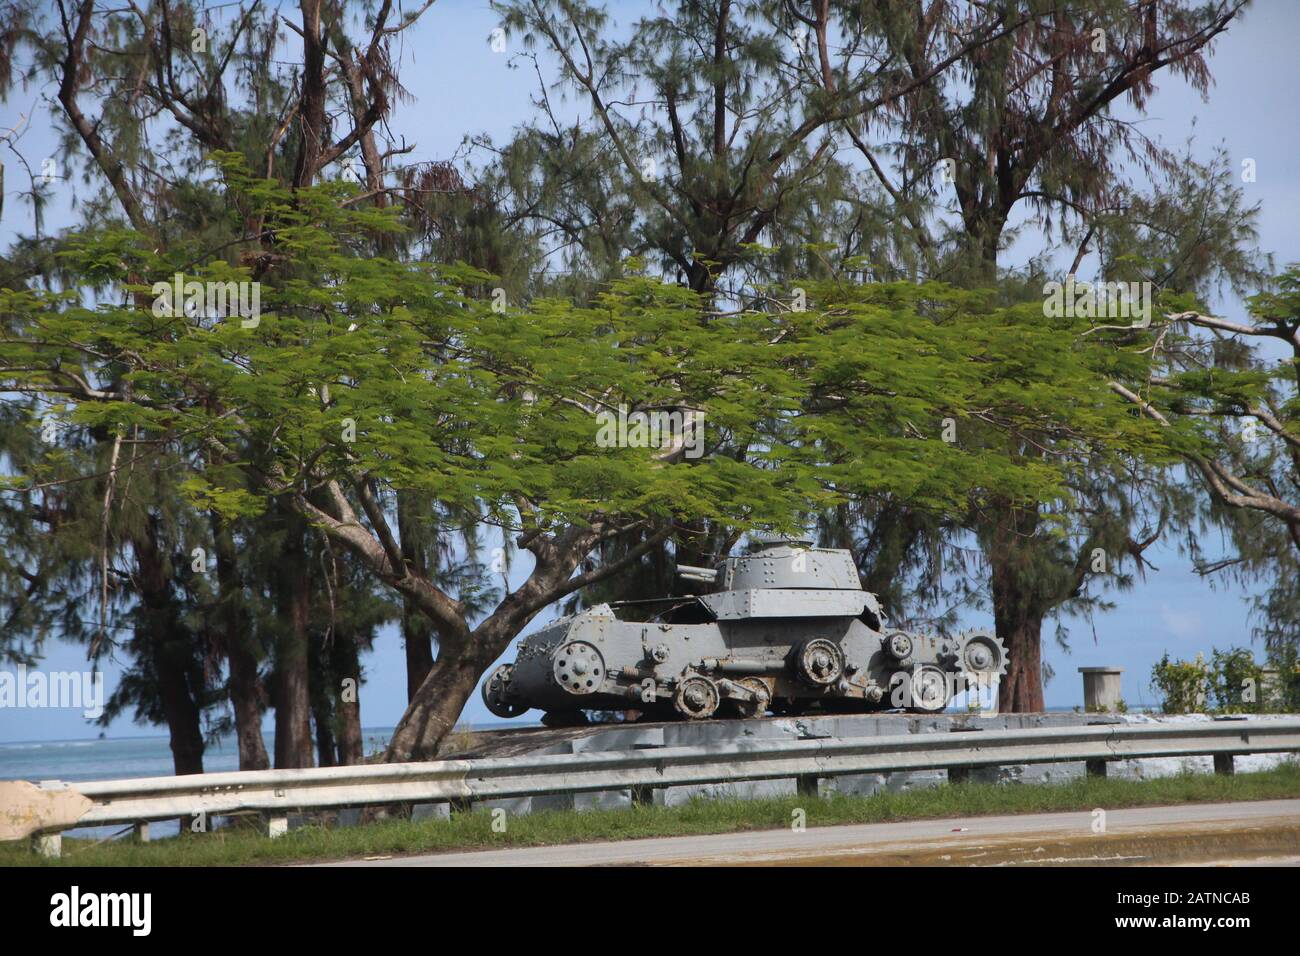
482, 536, 1007, 723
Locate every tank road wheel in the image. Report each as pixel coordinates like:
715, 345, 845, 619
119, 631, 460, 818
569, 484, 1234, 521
553, 641, 606, 696
797, 638, 844, 687
882, 630, 914, 663
909, 664, 951, 713
482, 664, 529, 718
733, 677, 772, 719
674, 675, 721, 719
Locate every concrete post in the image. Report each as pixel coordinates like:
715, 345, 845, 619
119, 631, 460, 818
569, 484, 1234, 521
32, 833, 62, 858
133, 822, 151, 843
265, 815, 289, 838
1079, 666, 1123, 712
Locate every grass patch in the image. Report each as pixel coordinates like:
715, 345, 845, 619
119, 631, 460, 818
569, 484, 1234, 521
4, 762, 1300, 867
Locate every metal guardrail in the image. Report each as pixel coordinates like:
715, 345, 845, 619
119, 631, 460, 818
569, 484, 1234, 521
5, 718, 1300, 854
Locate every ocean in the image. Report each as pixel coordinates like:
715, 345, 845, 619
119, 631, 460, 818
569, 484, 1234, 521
0, 728, 401, 840
0, 729, 407, 785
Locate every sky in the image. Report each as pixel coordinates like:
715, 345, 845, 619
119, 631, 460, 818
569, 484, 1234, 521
1, 0, 1298, 742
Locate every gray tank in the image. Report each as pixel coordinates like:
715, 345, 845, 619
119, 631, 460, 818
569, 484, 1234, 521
482, 536, 1008, 721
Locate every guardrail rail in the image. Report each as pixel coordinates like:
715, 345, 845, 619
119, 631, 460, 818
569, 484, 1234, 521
4, 717, 1299, 857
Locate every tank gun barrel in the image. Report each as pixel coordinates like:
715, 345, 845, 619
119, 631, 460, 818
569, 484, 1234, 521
676, 564, 717, 585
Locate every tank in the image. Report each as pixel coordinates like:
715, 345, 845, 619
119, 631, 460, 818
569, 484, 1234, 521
482, 536, 1008, 721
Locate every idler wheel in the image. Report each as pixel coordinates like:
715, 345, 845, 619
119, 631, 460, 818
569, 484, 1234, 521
960, 632, 1008, 676
796, 638, 844, 687
674, 675, 721, 719
482, 663, 529, 718
553, 641, 605, 696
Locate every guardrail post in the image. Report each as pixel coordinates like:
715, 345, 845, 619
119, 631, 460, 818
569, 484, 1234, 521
948, 726, 984, 784
1214, 754, 1235, 776
796, 774, 820, 797
1085, 759, 1108, 778
264, 815, 289, 838
31, 833, 61, 858
1079, 666, 1123, 712
630, 785, 656, 807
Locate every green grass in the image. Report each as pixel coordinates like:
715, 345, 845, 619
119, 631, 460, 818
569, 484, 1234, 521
5, 762, 1300, 867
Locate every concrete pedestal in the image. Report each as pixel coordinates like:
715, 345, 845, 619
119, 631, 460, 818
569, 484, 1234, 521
1079, 666, 1123, 712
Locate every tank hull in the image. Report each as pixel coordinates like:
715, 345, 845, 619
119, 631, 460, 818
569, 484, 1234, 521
482, 541, 1008, 721
487, 605, 1006, 720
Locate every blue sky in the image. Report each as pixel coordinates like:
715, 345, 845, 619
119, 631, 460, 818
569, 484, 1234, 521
2, 0, 1298, 741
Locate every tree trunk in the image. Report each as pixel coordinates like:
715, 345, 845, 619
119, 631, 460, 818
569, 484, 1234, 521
312, 696, 337, 767
228, 640, 270, 771
385, 632, 495, 762
134, 519, 206, 778
988, 502, 1047, 713
397, 490, 436, 700
993, 593, 1046, 712
333, 630, 364, 766
402, 605, 435, 702
273, 518, 314, 769
292, 0, 327, 188
151, 637, 207, 775
212, 517, 270, 771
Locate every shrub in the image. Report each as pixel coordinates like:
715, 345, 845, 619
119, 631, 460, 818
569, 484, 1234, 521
1209, 647, 1264, 713
1267, 646, 1300, 712
1151, 647, 1294, 714
1151, 652, 1210, 714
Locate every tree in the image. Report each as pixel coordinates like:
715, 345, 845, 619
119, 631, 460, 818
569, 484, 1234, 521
811, 0, 1252, 709
0, 0, 441, 767
493, 0, 1025, 295
1, 159, 1163, 756
1112, 266, 1300, 660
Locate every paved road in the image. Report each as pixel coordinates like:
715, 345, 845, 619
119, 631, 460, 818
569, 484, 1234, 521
326, 798, 1300, 867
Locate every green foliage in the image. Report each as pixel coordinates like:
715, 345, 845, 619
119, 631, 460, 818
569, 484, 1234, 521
1, 161, 1145, 549
1152, 647, 1282, 715
1209, 647, 1264, 714
1151, 652, 1210, 715
1117, 265, 1300, 655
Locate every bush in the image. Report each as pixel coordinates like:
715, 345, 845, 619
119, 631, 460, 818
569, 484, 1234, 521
1267, 646, 1300, 712
1151, 646, 1298, 714
1210, 647, 1264, 713
1151, 652, 1210, 714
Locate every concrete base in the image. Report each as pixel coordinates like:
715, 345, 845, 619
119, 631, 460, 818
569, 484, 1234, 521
658, 777, 797, 807
378, 712, 1298, 825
